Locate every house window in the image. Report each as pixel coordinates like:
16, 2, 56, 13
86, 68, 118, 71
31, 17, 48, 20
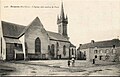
35, 37, 41, 54
14, 43, 17, 47
94, 50, 98, 54
63, 45, 66, 56
99, 50, 102, 53
95, 55, 97, 58
79, 51, 82, 58
99, 56, 102, 60
18, 44, 23, 49
105, 49, 109, 53
84, 51, 86, 60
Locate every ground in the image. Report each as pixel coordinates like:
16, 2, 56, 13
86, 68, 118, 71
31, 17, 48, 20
0, 60, 120, 76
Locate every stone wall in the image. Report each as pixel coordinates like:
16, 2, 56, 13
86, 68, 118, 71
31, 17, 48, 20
25, 18, 50, 59
50, 40, 70, 59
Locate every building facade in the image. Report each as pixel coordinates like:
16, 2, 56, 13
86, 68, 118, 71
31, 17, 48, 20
77, 39, 120, 62
0, 3, 76, 61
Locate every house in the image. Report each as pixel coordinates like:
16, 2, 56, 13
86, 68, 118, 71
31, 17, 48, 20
77, 39, 120, 62
0, 3, 76, 61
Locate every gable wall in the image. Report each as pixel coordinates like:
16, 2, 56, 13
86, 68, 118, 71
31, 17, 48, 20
25, 20, 50, 58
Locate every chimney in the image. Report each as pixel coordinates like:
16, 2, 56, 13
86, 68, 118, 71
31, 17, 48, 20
91, 40, 95, 44
79, 44, 82, 47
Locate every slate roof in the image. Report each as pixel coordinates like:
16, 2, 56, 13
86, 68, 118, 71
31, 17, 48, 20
1, 21, 26, 38
4, 37, 21, 43
78, 39, 120, 49
1, 17, 69, 42
70, 43, 76, 47
47, 31, 69, 42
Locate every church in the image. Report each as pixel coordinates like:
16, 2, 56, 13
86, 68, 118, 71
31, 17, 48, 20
0, 3, 76, 60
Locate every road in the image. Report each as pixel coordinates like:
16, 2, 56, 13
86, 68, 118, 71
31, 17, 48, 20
0, 60, 120, 76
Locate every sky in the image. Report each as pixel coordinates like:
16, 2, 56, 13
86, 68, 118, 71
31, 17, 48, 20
1, 0, 120, 47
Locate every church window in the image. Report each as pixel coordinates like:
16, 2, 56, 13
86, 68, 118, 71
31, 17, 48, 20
56, 42, 59, 57
72, 48, 74, 55
51, 44, 55, 57
1, 37, 2, 54
48, 45, 50, 51
25, 42, 28, 55
69, 47, 71, 58
63, 45, 66, 56
35, 37, 41, 54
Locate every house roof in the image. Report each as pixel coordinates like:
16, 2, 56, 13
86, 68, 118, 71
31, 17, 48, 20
4, 37, 21, 43
78, 39, 120, 49
1, 21, 26, 38
1, 17, 69, 42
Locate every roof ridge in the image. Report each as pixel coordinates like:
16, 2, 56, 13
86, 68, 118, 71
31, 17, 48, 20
1, 21, 26, 27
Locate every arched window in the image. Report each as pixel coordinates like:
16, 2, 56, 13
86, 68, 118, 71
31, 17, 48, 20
35, 37, 41, 54
63, 45, 66, 56
1, 37, 2, 54
25, 42, 28, 56
51, 44, 55, 57
48, 45, 50, 54
72, 48, 74, 55
79, 51, 82, 58
56, 42, 59, 57
69, 47, 71, 58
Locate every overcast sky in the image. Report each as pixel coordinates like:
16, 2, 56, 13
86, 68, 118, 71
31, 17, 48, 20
1, 0, 120, 47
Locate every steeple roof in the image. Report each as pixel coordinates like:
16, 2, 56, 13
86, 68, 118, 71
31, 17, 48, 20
60, 2, 65, 20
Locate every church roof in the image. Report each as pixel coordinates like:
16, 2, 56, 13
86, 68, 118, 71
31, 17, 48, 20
1, 17, 69, 42
78, 39, 120, 49
47, 31, 69, 42
70, 43, 76, 47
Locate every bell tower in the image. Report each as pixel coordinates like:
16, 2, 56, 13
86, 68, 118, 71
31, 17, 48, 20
57, 2, 68, 39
